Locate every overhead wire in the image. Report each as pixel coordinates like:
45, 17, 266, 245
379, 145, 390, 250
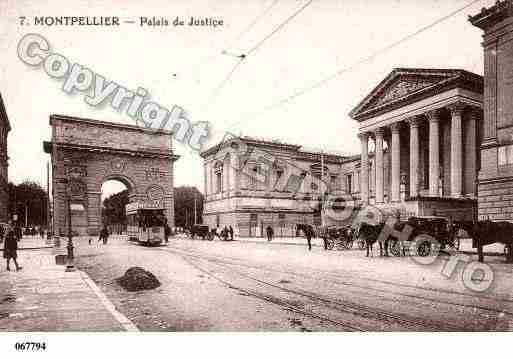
225, 0, 485, 130
201, 0, 315, 110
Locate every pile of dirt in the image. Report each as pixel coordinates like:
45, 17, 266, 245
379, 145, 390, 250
116, 267, 161, 292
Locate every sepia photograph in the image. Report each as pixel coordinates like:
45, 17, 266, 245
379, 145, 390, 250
0, 0, 512, 357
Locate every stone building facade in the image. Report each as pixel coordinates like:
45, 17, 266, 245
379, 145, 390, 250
350, 68, 483, 220
202, 68, 484, 237
470, 1, 513, 221
0, 94, 10, 223
201, 137, 379, 237
44, 115, 179, 236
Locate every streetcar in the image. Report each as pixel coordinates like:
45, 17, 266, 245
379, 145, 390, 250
125, 200, 166, 246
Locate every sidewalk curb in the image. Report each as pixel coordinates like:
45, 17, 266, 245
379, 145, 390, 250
0, 246, 53, 251
459, 250, 504, 257
78, 270, 139, 332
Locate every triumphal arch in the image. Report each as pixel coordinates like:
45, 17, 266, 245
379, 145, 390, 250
44, 114, 179, 236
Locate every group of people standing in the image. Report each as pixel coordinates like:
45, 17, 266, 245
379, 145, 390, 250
212, 225, 234, 241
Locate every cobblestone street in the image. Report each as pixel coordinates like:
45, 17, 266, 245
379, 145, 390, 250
72, 235, 513, 331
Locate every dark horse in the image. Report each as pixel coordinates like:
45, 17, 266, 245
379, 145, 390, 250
454, 220, 513, 263
355, 222, 390, 257
296, 224, 315, 237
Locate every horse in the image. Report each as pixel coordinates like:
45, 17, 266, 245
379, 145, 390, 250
296, 223, 315, 237
355, 222, 389, 257
454, 220, 513, 263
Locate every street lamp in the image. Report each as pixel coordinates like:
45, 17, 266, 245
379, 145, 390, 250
56, 177, 74, 272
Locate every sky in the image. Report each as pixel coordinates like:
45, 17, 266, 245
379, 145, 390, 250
0, 0, 494, 198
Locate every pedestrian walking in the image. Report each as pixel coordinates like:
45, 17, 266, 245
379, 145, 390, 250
266, 225, 274, 242
164, 222, 171, 243
306, 226, 313, 251
39, 227, 45, 239
3, 223, 22, 271
99, 226, 110, 244
14, 224, 22, 241
228, 225, 234, 241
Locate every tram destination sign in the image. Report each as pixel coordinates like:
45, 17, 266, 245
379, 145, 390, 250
126, 200, 164, 212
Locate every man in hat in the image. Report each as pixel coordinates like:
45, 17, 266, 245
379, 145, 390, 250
3, 222, 22, 271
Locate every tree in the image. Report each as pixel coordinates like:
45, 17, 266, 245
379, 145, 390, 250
174, 186, 203, 228
8, 180, 49, 227
102, 189, 129, 225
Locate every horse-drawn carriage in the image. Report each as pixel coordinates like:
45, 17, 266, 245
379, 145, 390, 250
388, 216, 461, 256
317, 225, 363, 251
356, 215, 460, 257
187, 224, 214, 240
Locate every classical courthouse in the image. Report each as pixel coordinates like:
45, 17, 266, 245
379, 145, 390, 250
201, 1, 513, 237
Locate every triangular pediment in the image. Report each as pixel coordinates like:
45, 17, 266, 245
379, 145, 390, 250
350, 68, 469, 120
370, 76, 441, 108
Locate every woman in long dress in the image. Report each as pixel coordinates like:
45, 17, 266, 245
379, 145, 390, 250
3, 224, 22, 271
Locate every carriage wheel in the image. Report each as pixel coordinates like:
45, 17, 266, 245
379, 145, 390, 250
206, 233, 214, 241
417, 241, 431, 257
454, 237, 460, 251
345, 239, 354, 250
390, 240, 401, 256
327, 239, 335, 250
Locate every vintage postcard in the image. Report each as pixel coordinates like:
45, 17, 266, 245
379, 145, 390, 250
0, 0, 511, 357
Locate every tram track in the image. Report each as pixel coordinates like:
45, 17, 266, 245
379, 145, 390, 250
162, 246, 468, 331
178, 254, 365, 331
165, 242, 513, 315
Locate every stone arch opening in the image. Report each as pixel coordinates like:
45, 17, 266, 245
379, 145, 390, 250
44, 115, 179, 237
101, 178, 131, 235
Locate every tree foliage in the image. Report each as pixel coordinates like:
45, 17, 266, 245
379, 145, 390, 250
7, 180, 49, 226
102, 189, 129, 225
174, 186, 203, 227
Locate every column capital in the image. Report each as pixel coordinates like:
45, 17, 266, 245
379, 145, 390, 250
357, 132, 369, 142
390, 122, 402, 134
467, 106, 482, 120
407, 115, 423, 128
426, 109, 442, 122
447, 101, 467, 116
374, 127, 385, 138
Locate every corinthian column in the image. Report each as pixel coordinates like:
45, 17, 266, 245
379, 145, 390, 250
408, 116, 421, 198
448, 102, 465, 198
427, 109, 441, 197
374, 128, 384, 203
358, 132, 369, 204
390, 122, 401, 202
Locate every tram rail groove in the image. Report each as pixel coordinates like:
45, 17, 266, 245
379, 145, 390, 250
163, 246, 470, 331
178, 254, 366, 331
162, 243, 513, 315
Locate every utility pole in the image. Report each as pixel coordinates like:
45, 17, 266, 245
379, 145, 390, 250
25, 201, 28, 228
320, 151, 325, 227
194, 191, 197, 225
56, 177, 75, 272
47, 161, 51, 233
